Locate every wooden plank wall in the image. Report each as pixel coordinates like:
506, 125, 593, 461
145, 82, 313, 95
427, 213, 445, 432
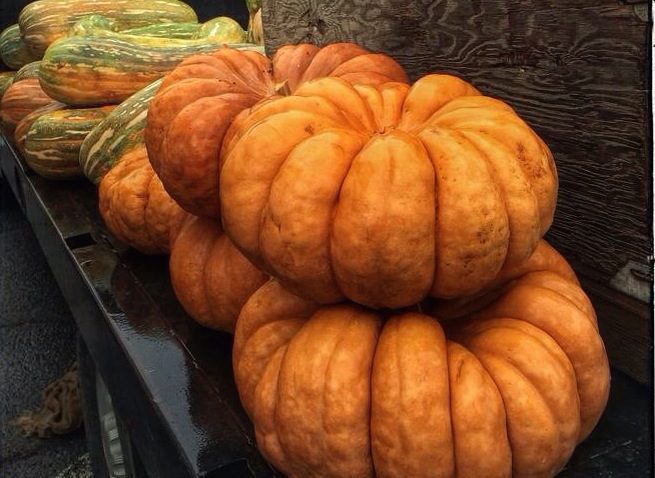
263, 0, 652, 382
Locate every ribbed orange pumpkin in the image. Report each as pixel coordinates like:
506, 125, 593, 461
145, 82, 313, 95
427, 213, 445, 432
220, 75, 558, 308
145, 42, 408, 217
98, 144, 185, 254
169, 214, 267, 332
233, 241, 609, 478
0, 79, 52, 139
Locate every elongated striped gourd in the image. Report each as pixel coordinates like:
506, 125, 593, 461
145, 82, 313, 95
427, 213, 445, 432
80, 79, 162, 184
22, 106, 115, 179
14, 101, 66, 154
0, 79, 53, 138
123, 23, 202, 39
0, 72, 15, 98
80, 79, 161, 183
70, 15, 243, 41
14, 61, 42, 82
40, 33, 259, 106
0, 25, 41, 70
19, 0, 198, 57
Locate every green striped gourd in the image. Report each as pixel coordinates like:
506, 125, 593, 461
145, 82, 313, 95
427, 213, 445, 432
80, 79, 161, 183
0, 72, 15, 98
67, 15, 120, 36
0, 25, 41, 70
19, 0, 198, 57
39, 32, 259, 106
72, 15, 244, 41
14, 101, 66, 153
23, 105, 115, 179
123, 23, 202, 39
14, 61, 42, 81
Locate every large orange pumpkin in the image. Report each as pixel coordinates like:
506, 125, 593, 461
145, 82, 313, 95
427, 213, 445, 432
220, 75, 558, 308
169, 214, 267, 333
145, 42, 408, 218
233, 241, 609, 478
98, 145, 185, 254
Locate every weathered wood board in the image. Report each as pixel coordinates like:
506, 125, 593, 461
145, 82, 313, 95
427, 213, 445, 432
263, 0, 652, 382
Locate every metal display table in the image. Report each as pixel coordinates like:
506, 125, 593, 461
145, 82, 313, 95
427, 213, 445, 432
0, 135, 650, 477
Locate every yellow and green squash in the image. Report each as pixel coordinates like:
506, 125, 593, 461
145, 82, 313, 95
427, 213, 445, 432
21, 105, 115, 179
39, 28, 258, 106
19, 0, 198, 57
80, 79, 161, 183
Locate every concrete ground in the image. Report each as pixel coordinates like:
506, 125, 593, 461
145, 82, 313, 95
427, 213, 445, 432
0, 180, 91, 477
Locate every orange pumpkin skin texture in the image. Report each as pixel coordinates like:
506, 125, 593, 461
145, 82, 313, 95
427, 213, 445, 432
169, 214, 268, 333
99, 145, 185, 255
0, 79, 53, 139
233, 241, 609, 478
145, 43, 408, 218
220, 75, 558, 308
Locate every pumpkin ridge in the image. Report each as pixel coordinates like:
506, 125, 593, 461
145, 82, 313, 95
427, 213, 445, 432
260, 127, 365, 302
466, 282, 609, 440
445, 339, 513, 477
467, 349, 567, 476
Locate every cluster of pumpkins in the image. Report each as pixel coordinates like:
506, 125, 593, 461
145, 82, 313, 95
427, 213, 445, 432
151, 45, 610, 477
1, 1, 610, 476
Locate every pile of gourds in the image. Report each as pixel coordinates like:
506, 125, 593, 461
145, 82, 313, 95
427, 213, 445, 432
0, 2, 610, 477
0, 0, 261, 180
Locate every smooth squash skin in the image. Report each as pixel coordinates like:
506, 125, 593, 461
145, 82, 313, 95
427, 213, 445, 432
0, 24, 41, 70
233, 241, 610, 478
80, 79, 162, 184
123, 22, 202, 39
18, 0, 198, 57
39, 32, 260, 106
22, 105, 115, 179
194, 17, 247, 43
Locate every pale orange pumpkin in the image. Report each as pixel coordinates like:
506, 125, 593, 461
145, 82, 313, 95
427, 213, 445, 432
169, 213, 267, 333
98, 145, 185, 254
233, 241, 609, 478
220, 75, 558, 308
145, 42, 408, 218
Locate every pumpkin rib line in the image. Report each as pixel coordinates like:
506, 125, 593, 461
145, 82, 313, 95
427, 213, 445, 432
467, 344, 562, 475
445, 338, 458, 478
522, 279, 598, 330
461, 319, 580, 446
448, 337, 512, 476
456, 129, 521, 270
325, 132, 367, 303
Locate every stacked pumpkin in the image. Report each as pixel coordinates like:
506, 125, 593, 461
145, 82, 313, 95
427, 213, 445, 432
142, 42, 610, 477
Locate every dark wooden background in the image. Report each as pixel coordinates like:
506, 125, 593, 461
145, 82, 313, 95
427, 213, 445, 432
262, 0, 652, 382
